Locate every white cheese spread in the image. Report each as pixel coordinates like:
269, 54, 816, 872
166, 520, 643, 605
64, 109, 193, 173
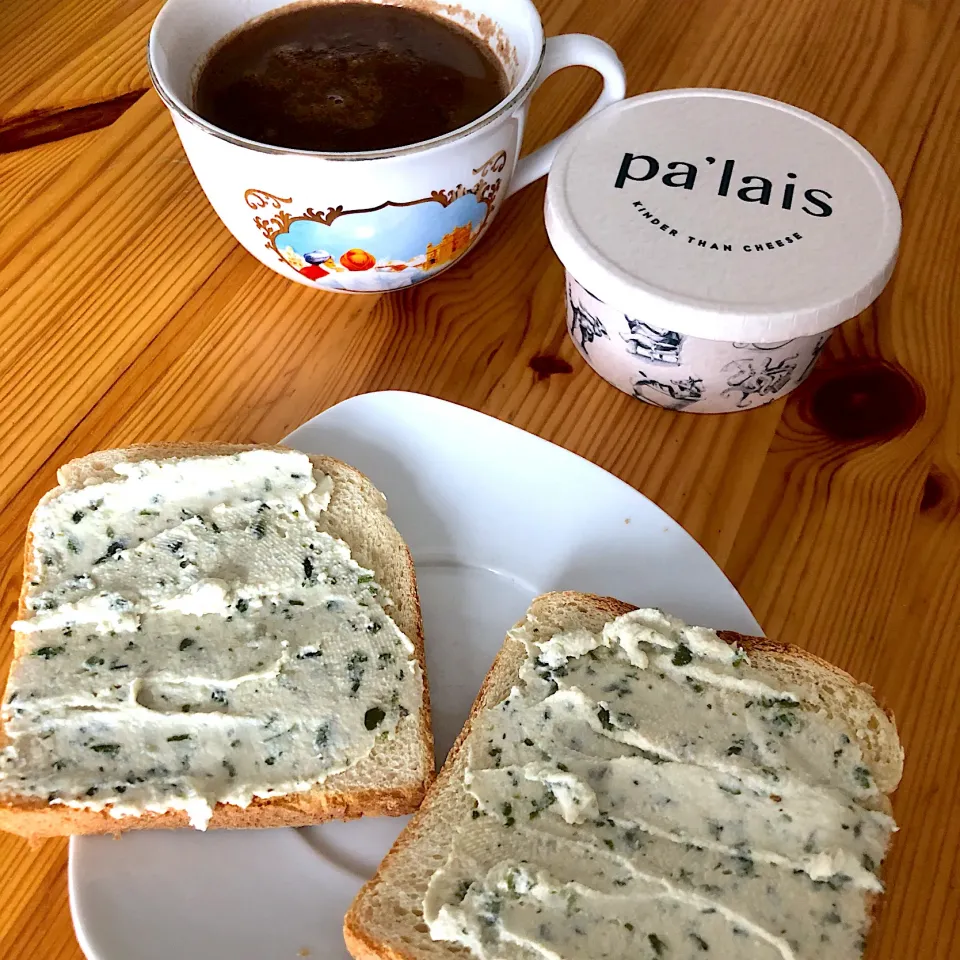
425, 608, 894, 959
0, 449, 421, 829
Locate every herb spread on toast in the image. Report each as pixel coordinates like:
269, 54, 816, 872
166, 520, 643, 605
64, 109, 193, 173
1, 449, 421, 829
424, 608, 895, 959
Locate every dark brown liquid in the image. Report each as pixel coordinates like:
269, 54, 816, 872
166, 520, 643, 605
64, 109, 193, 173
193, 1, 509, 152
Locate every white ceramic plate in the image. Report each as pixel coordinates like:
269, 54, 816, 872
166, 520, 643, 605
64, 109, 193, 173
70, 391, 761, 960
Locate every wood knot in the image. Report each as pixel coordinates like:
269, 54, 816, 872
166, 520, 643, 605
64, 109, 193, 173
802, 361, 924, 443
0, 91, 147, 154
529, 354, 573, 381
920, 468, 954, 514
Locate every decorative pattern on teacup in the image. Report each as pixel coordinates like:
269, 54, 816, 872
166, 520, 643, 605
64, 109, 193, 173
245, 152, 506, 292
472, 150, 507, 177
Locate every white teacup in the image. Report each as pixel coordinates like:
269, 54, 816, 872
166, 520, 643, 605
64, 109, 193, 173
148, 0, 626, 293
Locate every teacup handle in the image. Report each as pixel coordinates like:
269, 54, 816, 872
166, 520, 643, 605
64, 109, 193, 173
507, 34, 627, 197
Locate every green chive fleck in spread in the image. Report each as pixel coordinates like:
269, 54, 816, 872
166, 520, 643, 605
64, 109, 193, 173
0, 450, 421, 829
424, 609, 896, 959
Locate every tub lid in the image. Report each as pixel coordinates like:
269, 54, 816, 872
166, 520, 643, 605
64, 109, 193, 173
544, 89, 901, 341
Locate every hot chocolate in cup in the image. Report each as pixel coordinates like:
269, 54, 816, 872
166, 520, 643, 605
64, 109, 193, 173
148, 0, 626, 294
545, 89, 901, 413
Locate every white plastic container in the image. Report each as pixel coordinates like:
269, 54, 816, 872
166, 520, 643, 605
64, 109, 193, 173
544, 89, 901, 413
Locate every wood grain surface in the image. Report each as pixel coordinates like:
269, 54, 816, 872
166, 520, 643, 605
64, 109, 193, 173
0, 0, 958, 957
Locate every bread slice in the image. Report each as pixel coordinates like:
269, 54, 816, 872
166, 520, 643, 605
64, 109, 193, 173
0, 442, 433, 839
344, 591, 903, 960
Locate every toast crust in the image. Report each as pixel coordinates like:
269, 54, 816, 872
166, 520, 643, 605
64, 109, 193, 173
0, 781, 426, 837
344, 591, 902, 960
0, 442, 434, 840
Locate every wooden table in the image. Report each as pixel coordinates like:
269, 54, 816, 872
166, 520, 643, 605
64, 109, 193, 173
1, 0, 958, 956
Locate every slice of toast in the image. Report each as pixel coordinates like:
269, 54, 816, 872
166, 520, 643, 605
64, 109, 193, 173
344, 591, 903, 960
0, 442, 433, 839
